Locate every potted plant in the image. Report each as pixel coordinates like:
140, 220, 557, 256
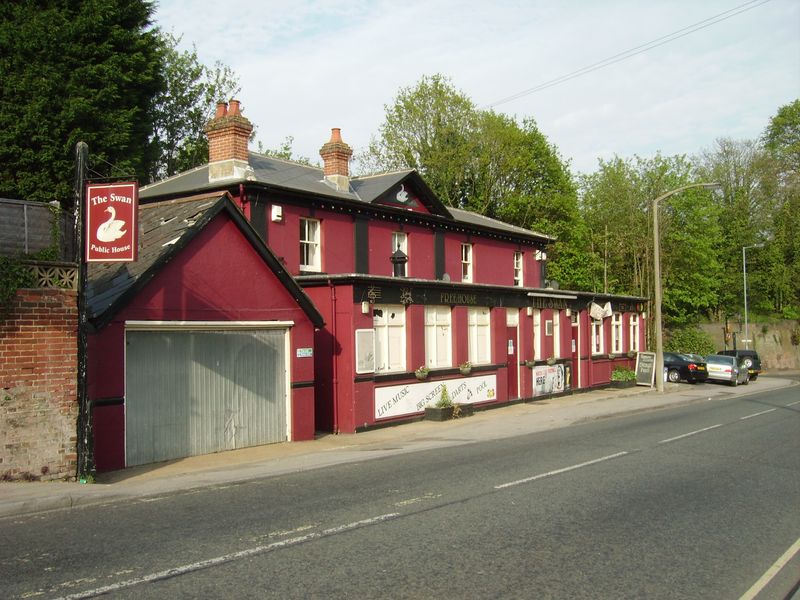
525, 359, 536, 368
546, 357, 557, 366
610, 366, 636, 388
459, 361, 472, 376
425, 384, 473, 420
415, 365, 429, 381
425, 384, 454, 420
627, 350, 637, 359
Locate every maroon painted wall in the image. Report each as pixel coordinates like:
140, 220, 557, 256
89, 213, 317, 471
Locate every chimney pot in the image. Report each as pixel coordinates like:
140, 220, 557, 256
229, 99, 241, 116
215, 101, 227, 119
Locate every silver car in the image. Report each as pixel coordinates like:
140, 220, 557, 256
705, 354, 749, 387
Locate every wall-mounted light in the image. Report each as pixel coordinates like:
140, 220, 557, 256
361, 301, 370, 314
271, 205, 283, 222
526, 306, 533, 316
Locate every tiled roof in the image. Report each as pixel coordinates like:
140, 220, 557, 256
86, 192, 323, 329
141, 154, 552, 242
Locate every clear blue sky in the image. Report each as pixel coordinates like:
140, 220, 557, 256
154, 0, 800, 175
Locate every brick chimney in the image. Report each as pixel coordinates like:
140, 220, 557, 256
205, 99, 254, 182
319, 128, 353, 192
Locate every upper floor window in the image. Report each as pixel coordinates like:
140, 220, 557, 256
424, 306, 451, 368
461, 243, 473, 282
513, 251, 523, 287
468, 307, 491, 365
373, 305, 405, 373
611, 312, 623, 354
629, 314, 640, 352
392, 232, 408, 277
299, 217, 320, 272
592, 319, 604, 355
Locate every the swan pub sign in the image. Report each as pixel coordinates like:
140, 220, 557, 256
85, 182, 138, 262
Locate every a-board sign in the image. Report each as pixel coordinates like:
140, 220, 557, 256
635, 351, 656, 387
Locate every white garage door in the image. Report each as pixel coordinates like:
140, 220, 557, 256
125, 326, 288, 466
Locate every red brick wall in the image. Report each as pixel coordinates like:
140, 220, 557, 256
1, 288, 78, 481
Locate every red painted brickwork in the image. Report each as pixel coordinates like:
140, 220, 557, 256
0, 288, 78, 481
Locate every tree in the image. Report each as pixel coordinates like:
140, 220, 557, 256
361, 74, 584, 288
763, 98, 800, 174
0, 0, 164, 205
696, 138, 775, 318
150, 32, 241, 180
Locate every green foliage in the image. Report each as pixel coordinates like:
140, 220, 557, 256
361, 74, 582, 287
0, 0, 165, 203
150, 32, 241, 179
611, 366, 636, 382
0, 256, 36, 312
664, 327, 716, 355
435, 384, 453, 408
763, 98, 800, 174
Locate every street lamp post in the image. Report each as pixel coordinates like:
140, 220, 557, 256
742, 243, 764, 350
653, 182, 721, 392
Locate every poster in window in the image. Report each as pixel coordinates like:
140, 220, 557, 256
355, 329, 375, 373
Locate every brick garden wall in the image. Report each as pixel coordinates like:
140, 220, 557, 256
1, 288, 78, 481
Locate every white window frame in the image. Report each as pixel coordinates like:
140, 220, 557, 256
373, 304, 406, 373
629, 314, 640, 352
553, 311, 561, 358
513, 251, 523, 287
424, 306, 452, 368
299, 217, 321, 272
468, 307, 491, 365
611, 312, 623, 354
533, 308, 542, 360
461, 243, 473, 283
391, 231, 408, 277
592, 319, 604, 355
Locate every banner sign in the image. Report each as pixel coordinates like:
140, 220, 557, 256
532, 364, 566, 396
86, 182, 138, 262
374, 374, 497, 420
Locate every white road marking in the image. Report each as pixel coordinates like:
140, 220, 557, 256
787, 400, 800, 407
658, 424, 723, 444
51, 513, 400, 599
738, 536, 800, 600
494, 452, 629, 490
739, 408, 777, 420
394, 493, 442, 507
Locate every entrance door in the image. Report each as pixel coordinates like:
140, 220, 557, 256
506, 309, 519, 399
125, 327, 287, 466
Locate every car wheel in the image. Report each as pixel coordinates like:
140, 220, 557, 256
743, 357, 754, 369
667, 369, 681, 383
750, 374, 758, 381
743, 376, 749, 385
729, 378, 738, 387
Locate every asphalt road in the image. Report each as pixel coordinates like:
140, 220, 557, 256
2, 386, 798, 599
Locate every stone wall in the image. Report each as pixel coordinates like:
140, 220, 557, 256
699, 320, 800, 372
1, 288, 78, 480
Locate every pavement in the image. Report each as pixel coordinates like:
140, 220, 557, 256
1, 373, 797, 520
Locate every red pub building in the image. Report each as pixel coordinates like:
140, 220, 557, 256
87, 100, 646, 470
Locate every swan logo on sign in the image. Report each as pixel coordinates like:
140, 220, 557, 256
86, 182, 138, 262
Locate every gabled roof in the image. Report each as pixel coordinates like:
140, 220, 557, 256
141, 153, 552, 243
86, 192, 324, 330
